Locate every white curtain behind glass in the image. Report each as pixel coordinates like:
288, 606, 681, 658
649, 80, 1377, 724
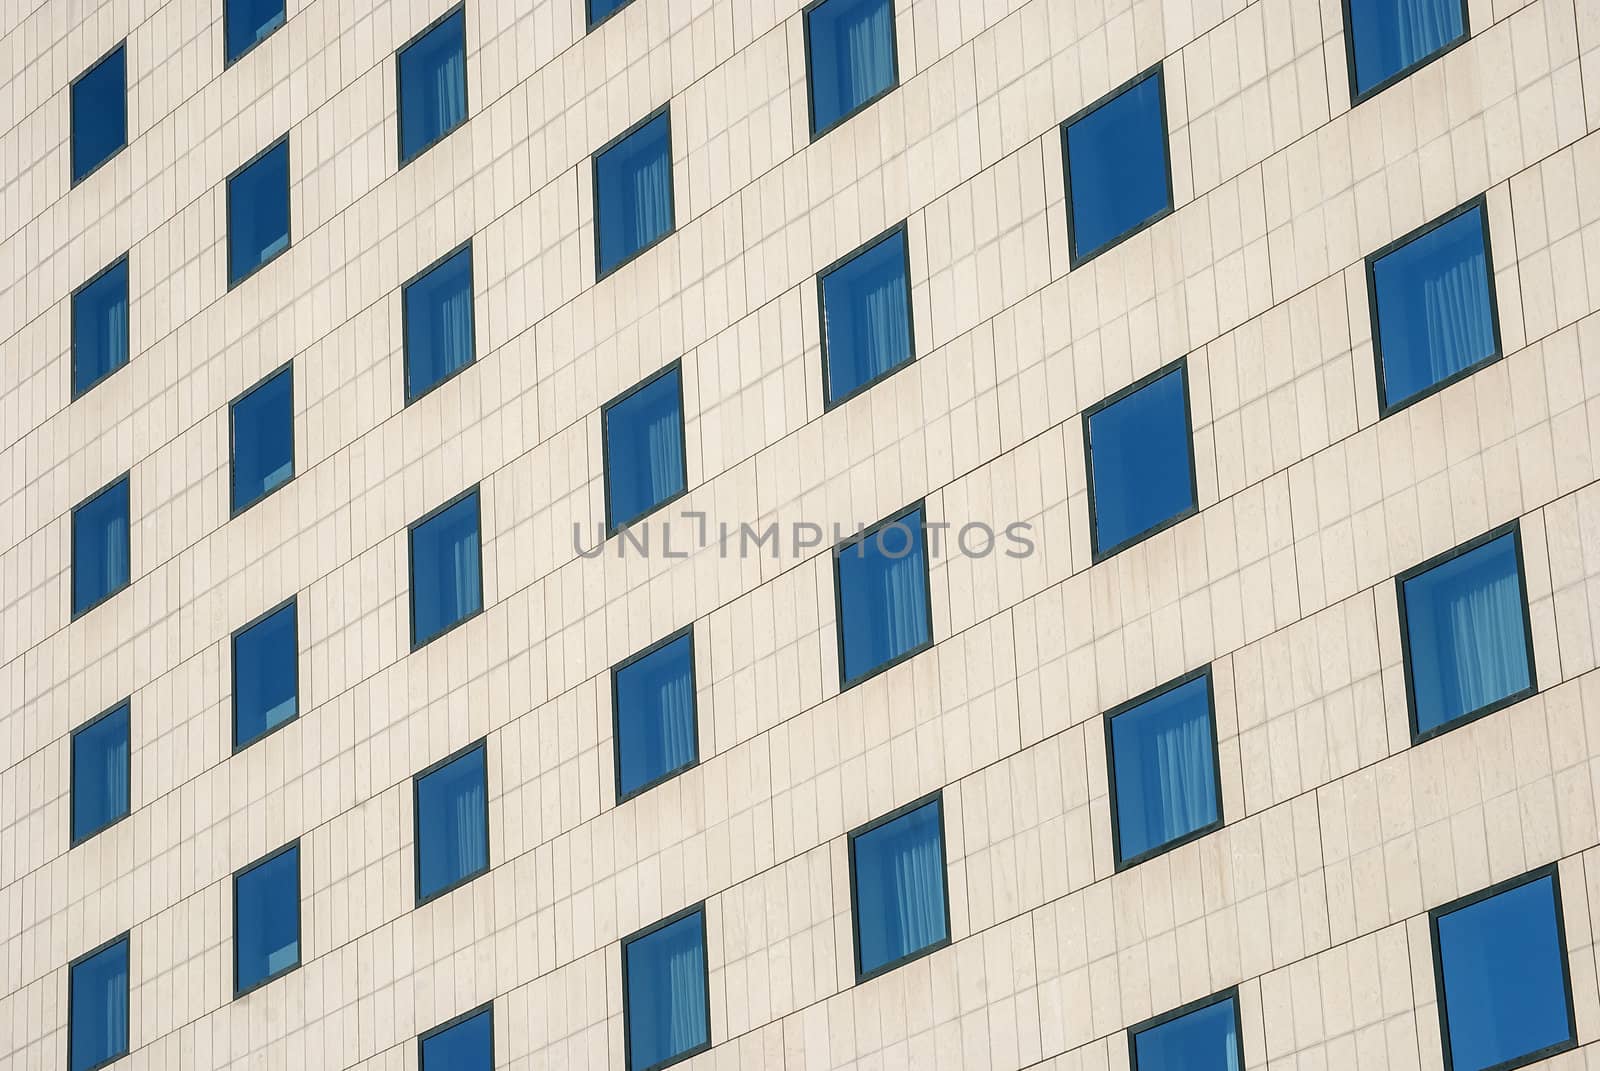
656, 668, 696, 774
843, 1, 893, 104
1444, 568, 1524, 714
437, 280, 473, 379
1396, 0, 1456, 60
859, 266, 909, 383
104, 500, 129, 592
1420, 248, 1492, 383
450, 521, 481, 620
454, 777, 487, 877
645, 405, 684, 504
101, 966, 127, 1060
1152, 713, 1212, 842
666, 936, 707, 1056
435, 45, 466, 133
888, 822, 944, 955
878, 547, 924, 657
631, 149, 671, 250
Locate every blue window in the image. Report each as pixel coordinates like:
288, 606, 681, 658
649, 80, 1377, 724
613, 631, 698, 801
588, 0, 636, 27
72, 475, 130, 617
594, 110, 675, 277
1061, 67, 1173, 264
232, 600, 298, 749
71, 701, 130, 845
71, 45, 127, 184
225, 0, 286, 64
398, 7, 468, 164
71, 257, 130, 398
805, 0, 898, 136
820, 225, 914, 404
231, 365, 294, 513
420, 1005, 493, 1071
1084, 361, 1197, 559
835, 504, 932, 687
409, 489, 484, 647
623, 907, 711, 1071
1432, 868, 1576, 1071
1346, 0, 1467, 101
603, 365, 687, 531
228, 138, 290, 287
848, 796, 950, 980
1369, 200, 1499, 413
1399, 526, 1534, 741
403, 245, 475, 402
414, 740, 489, 904
69, 934, 129, 1071
1130, 991, 1243, 1071
1106, 671, 1222, 866
234, 843, 300, 995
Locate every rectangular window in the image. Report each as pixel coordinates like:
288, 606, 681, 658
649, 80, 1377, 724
398, 6, 468, 165
623, 906, 711, 1071
848, 794, 950, 981
420, 1004, 493, 1071
1368, 198, 1499, 414
72, 474, 130, 618
71, 44, 127, 184
409, 488, 484, 647
71, 256, 130, 398
1431, 867, 1576, 1071
1061, 65, 1173, 265
588, 0, 636, 28
71, 700, 131, 845
1106, 669, 1223, 867
1129, 990, 1243, 1071
227, 138, 291, 287
819, 224, 914, 405
1398, 524, 1535, 742
69, 933, 129, 1071
414, 739, 490, 904
603, 364, 687, 531
1345, 0, 1467, 101
225, 0, 286, 64
834, 503, 933, 687
232, 599, 298, 749
403, 244, 476, 402
234, 842, 300, 996
613, 630, 698, 801
804, 0, 898, 137
594, 109, 675, 278
1083, 360, 1197, 559
230, 363, 294, 513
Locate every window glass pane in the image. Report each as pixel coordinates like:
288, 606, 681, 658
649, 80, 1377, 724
589, 0, 634, 25
73, 477, 130, 616
851, 799, 948, 978
235, 845, 300, 993
228, 140, 290, 285
421, 1008, 492, 1070
404, 247, 475, 400
233, 603, 298, 748
72, 47, 126, 182
1087, 367, 1195, 556
399, 10, 468, 163
624, 911, 709, 1071
1064, 70, 1171, 262
73, 259, 130, 396
1436, 874, 1574, 1071
72, 703, 130, 843
596, 113, 674, 276
1133, 997, 1240, 1071
226, 0, 286, 62
70, 937, 129, 1071
836, 507, 931, 685
1372, 205, 1497, 410
605, 368, 686, 529
411, 492, 483, 646
615, 634, 697, 799
1110, 675, 1220, 863
416, 744, 489, 902
821, 229, 913, 402
1348, 0, 1465, 97
1402, 532, 1531, 736
232, 367, 294, 511
806, 0, 897, 134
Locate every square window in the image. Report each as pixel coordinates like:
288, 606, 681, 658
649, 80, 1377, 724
72, 475, 130, 617
623, 908, 711, 1071
398, 7, 468, 164
848, 795, 950, 980
71, 45, 127, 184
420, 1005, 493, 1071
234, 843, 300, 996
613, 631, 698, 801
594, 110, 675, 277
403, 245, 476, 402
225, 0, 286, 64
414, 740, 490, 904
819, 225, 914, 404
69, 934, 129, 1071
1129, 991, 1243, 1071
71, 701, 130, 845
1084, 362, 1197, 559
1061, 66, 1173, 265
232, 600, 298, 749
71, 257, 130, 398
1369, 200, 1499, 413
804, 0, 898, 136
1399, 526, 1534, 741
228, 138, 291, 287
1432, 869, 1576, 1071
603, 365, 687, 531
1345, 0, 1467, 101
588, 0, 635, 27
231, 364, 294, 513
1106, 671, 1222, 866
409, 489, 484, 647
834, 504, 933, 687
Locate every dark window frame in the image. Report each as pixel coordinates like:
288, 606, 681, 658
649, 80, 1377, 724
71, 471, 132, 621
232, 839, 302, 999
223, 0, 288, 68
600, 359, 690, 535
70, 697, 133, 847
70, 253, 131, 400
611, 625, 701, 804
418, 1001, 495, 1070
817, 220, 917, 409
1126, 986, 1245, 1071
229, 360, 296, 517
832, 498, 937, 691
401, 239, 478, 405
586, 0, 639, 30
591, 104, 677, 281
1341, 0, 1470, 106
226, 134, 293, 291
412, 736, 492, 906
846, 789, 952, 983
801, 0, 902, 141
407, 484, 486, 650
395, 2, 470, 168
620, 901, 713, 1071
67, 930, 131, 1071
70, 42, 128, 187
230, 595, 300, 753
